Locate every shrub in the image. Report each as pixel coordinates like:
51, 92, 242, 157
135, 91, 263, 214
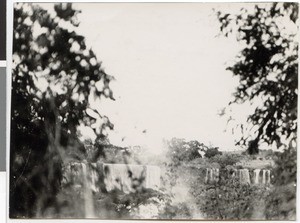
204, 147, 222, 159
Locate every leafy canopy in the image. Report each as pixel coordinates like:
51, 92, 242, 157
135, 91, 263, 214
11, 3, 114, 217
217, 3, 298, 154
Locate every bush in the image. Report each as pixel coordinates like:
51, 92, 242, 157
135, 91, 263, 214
204, 147, 222, 159
209, 153, 243, 168
189, 171, 271, 220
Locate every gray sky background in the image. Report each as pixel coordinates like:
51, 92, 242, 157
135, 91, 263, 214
41, 3, 270, 154
74, 3, 252, 153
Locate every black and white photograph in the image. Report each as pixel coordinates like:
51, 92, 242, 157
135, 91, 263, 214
9, 2, 298, 220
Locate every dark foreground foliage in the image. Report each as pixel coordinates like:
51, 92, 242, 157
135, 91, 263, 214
10, 3, 114, 217
217, 3, 298, 154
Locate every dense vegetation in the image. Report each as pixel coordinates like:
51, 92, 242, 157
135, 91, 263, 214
10, 2, 297, 220
215, 3, 297, 219
10, 3, 114, 217
164, 137, 295, 220
217, 3, 298, 154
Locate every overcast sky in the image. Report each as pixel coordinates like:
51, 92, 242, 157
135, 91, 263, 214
39, 3, 267, 154
70, 3, 257, 154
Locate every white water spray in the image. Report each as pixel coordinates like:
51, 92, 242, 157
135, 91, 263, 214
238, 169, 251, 184
253, 169, 261, 184
81, 163, 95, 218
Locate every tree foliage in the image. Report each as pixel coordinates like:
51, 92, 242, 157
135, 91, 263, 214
166, 138, 206, 165
204, 147, 222, 159
217, 3, 298, 154
191, 173, 271, 220
10, 3, 114, 217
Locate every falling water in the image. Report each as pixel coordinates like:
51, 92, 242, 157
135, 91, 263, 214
90, 163, 99, 193
262, 169, 271, 185
103, 163, 133, 193
214, 168, 220, 182
204, 168, 208, 183
103, 163, 161, 193
204, 168, 219, 183
145, 165, 161, 189
203, 168, 270, 185
232, 169, 237, 177
81, 163, 95, 218
238, 169, 251, 184
262, 169, 266, 184
265, 170, 271, 184
209, 168, 213, 183
253, 169, 261, 184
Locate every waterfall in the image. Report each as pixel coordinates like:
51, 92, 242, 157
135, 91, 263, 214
232, 169, 237, 177
214, 168, 220, 182
203, 167, 271, 185
205, 168, 208, 183
103, 163, 160, 193
262, 169, 271, 185
210, 168, 213, 183
266, 170, 271, 184
103, 163, 131, 193
81, 163, 95, 218
244, 169, 251, 184
145, 165, 161, 189
238, 169, 250, 184
262, 169, 266, 184
90, 163, 99, 193
253, 169, 261, 184
204, 168, 219, 183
